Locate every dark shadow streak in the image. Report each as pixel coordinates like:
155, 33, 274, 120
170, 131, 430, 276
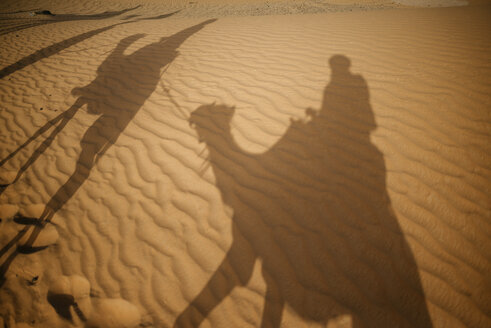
175, 55, 433, 327
0, 10, 42, 15
0, 10, 180, 79
0, 99, 80, 182
0, 26, 114, 79
47, 291, 88, 323
0, 5, 141, 36
0, 10, 181, 181
0, 18, 216, 287
123, 14, 140, 20
47, 293, 76, 320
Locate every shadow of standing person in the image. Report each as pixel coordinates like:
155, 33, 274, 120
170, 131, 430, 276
176, 55, 432, 327
0, 19, 216, 285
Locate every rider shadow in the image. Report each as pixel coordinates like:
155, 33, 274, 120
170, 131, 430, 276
177, 55, 432, 327
0, 19, 216, 285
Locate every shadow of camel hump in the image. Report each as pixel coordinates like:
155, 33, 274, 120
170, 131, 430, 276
0, 18, 217, 285
176, 55, 432, 327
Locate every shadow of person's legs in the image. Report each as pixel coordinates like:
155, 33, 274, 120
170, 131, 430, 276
260, 271, 284, 328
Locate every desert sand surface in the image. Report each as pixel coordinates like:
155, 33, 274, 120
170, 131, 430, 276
0, 0, 490, 327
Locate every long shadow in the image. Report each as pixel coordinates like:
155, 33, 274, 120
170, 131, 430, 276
0, 10, 180, 79
0, 10, 42, 15
175, 55, 432, 327
0, 9, 180, 174
0, 6, 141, 36
0, 18, 217, 286
0, 10, 180, 184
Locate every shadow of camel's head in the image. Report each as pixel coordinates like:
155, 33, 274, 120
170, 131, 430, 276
189, 103, 235, 142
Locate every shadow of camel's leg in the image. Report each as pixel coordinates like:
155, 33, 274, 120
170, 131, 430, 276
10, 143, 96, 254
0, 99, 83, 184
260, 271, 284, 328
0, 115, 104, 283
0, 226, 29, 259
14, 112, 125, 249
12, 139, 98, 264
174, 227, 256, 328
0, 248, 20, 287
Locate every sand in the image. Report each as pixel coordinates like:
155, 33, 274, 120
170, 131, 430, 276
0, 0, 490, 327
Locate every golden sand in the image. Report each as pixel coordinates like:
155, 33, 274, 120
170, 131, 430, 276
0, 0, 490, 327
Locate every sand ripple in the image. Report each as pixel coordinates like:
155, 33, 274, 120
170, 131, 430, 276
0, 3, 490, 327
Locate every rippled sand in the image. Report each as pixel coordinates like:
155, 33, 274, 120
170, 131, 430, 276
0, 0, 490, 327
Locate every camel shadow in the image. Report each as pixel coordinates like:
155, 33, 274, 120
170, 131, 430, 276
176, 55, 432, 327
0, 18, 217, 286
